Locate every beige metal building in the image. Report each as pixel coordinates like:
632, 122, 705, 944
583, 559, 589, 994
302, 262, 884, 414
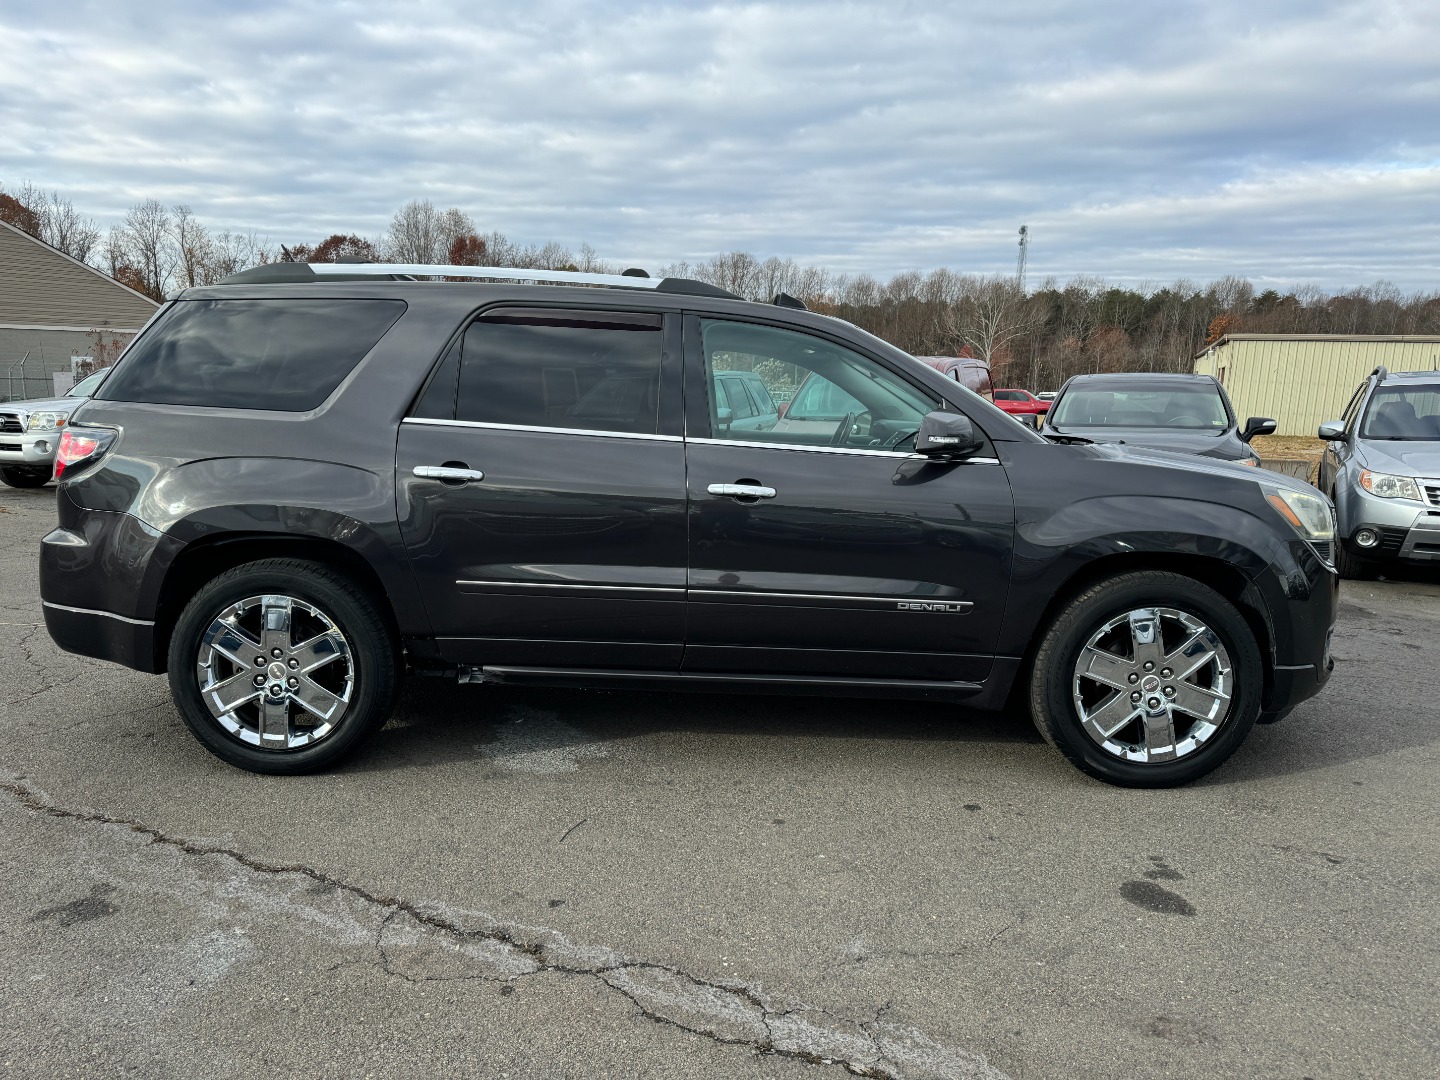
1, 219, 159, 401
1193, 334, 1440, 436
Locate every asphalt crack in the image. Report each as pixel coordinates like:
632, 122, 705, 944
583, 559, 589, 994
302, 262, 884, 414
1, 778, 1008, 1080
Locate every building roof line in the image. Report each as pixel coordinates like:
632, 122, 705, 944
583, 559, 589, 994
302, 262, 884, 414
0, 218, 161, 309
1195, 333, 1440, 359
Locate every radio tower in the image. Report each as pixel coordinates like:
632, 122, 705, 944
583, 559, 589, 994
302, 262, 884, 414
1016, 225, 1029, 292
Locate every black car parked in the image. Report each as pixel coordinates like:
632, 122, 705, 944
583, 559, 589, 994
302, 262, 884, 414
1041, 372, 1276, 465
40, 264, 1337, 787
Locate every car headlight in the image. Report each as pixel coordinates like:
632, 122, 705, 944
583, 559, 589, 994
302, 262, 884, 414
1359, 469, 1423, 501
26, 411, 70, 432
1265, 485, 1335, 542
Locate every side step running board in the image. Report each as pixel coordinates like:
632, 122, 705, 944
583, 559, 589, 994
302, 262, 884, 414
465, 665, 987, 701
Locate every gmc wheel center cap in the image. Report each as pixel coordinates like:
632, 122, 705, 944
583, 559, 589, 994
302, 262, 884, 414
1141, 675, 1161, 693
268, 661, 288, 680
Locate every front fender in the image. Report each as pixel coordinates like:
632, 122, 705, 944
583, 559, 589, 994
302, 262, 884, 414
996, 493, 1307, 660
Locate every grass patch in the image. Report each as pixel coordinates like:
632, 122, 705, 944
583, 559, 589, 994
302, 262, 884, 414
1252, 434, 1325, 459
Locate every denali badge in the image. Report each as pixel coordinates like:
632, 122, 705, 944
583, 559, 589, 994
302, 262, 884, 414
897, 601, 974, 613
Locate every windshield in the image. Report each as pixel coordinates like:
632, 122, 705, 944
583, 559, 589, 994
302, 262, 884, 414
785, 373, 868, 420
1361, 385, 1440, 440
1050, 383, 1229, 432
67, 369, 109, 398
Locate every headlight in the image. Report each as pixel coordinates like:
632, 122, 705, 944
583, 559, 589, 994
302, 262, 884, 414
26, 411, 70, 432
1265, 486, 1335, 542
1359, 469, 1423, 501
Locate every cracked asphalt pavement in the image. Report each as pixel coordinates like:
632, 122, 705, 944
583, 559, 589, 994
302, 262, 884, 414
1, 486, 1437, 1079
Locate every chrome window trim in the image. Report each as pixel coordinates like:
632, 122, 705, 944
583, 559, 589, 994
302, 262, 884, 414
402, 417, 683, 442
688, 436, 1001, 463
399, 420, 1000, 463
43, 601, 155, 627
458, 580, 684, 594
310, 263, 661, 289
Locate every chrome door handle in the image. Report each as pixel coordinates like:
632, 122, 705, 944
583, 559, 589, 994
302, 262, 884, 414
413, 465, 485, 483
707, 483, 777, 499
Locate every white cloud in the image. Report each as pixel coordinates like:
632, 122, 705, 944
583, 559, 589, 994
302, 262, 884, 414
1, 0, 1437, 288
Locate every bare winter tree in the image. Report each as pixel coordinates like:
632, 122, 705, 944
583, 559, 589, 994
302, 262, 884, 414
205, 230, 271, 281
941, 275, 1044, 379
171, 204, 214, 289
437, 207, 476, 262
385, 199, 445, 263
123, 199, 174, 300
40, 191, 101, 261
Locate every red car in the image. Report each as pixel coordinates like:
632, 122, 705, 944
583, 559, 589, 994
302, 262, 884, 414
913, 356, 993, 400
993, 388, 1050, 427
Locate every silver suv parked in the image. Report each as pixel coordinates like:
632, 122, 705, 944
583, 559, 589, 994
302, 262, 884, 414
1318, 366, 1440, 578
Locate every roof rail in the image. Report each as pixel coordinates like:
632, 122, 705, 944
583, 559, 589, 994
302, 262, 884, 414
1373, 364, 1389, 381
217, 262, 742, 299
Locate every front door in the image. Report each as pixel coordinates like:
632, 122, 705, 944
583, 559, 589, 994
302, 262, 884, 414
396, 306, 687, 669
682, 316, 1015, 682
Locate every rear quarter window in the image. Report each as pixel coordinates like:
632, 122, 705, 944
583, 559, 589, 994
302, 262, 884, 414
97, 298, 406, 411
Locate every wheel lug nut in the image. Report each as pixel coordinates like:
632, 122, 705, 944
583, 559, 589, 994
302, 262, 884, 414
287, 676, 298, 689
1130, 691, 1141, 702
1128, 672, 1139, 684
253, 674, 265, 686
254, 657, 266, 667
271, 648, 283, 658
1142, 661, 1155, 672
1164, 686, 1176, 698
288, 658, 299, 669
1160, 668, 1172, 678
1147, 696, 1161, 709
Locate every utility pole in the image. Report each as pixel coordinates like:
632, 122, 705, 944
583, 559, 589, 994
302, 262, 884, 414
1016, 225, 1029, 292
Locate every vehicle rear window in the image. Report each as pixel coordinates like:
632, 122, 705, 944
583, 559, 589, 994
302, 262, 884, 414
98, 299, 406, 411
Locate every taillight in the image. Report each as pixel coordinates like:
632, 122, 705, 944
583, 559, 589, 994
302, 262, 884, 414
53, 427, 117, 482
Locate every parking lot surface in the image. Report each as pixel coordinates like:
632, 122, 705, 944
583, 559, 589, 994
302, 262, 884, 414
1, 485, 1436, 1079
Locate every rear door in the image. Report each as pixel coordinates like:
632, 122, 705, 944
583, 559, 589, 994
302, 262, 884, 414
683, 316, 1015, 682
396, 305, 687, 669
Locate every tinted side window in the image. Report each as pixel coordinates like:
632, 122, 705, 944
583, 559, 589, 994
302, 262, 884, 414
701, 319, 938, 450
457, 310, 663, 434
724, 378, 757, 419
99, 299, 405, 411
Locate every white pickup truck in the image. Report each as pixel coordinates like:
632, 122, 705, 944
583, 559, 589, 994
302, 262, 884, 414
0, 369, 109, 488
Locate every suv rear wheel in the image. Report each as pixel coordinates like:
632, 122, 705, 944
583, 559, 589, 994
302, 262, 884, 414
1029, 571, 1262, 787
167, 558, 399, 774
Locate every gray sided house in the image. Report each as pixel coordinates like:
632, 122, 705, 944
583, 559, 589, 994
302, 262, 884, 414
0, 219, 159, 402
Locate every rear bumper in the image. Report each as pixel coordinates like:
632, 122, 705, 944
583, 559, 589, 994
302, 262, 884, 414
42, 601, 160, 673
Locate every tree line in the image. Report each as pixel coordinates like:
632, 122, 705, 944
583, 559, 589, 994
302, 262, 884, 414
4, 181, 1437, 390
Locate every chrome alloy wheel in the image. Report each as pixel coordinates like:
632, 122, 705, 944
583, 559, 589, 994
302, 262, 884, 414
196, 594, 354, 750
1071, 607, 1233, 764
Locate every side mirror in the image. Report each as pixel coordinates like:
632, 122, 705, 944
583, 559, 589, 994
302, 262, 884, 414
1240, 416, 1278, 442
716, 406, 734, 432
914, 410, 984, 459
1317, 420, 1346, 441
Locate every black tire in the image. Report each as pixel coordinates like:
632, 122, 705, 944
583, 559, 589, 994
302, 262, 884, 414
1029, 570, 1263, 788
1333, 539, 1377, 580
167, 558, 399, 774
0, 468, 49, 488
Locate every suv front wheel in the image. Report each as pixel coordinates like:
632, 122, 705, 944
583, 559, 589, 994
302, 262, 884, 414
167, 558, 400, 774
1029, 571, 1262, 787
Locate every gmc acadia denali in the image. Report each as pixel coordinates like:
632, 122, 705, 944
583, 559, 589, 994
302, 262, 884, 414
39, 263, 1338, 786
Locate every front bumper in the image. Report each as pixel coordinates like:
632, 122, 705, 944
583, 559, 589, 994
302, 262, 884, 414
0, 430, 59, 473
1255, 540, 1338, 723
1338, 484, 1440, 562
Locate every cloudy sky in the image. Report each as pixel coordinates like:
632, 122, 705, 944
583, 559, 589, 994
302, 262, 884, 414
2, 0, 1438, 289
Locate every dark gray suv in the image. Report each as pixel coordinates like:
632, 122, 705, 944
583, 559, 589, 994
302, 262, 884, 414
40, 263, 1338, 787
